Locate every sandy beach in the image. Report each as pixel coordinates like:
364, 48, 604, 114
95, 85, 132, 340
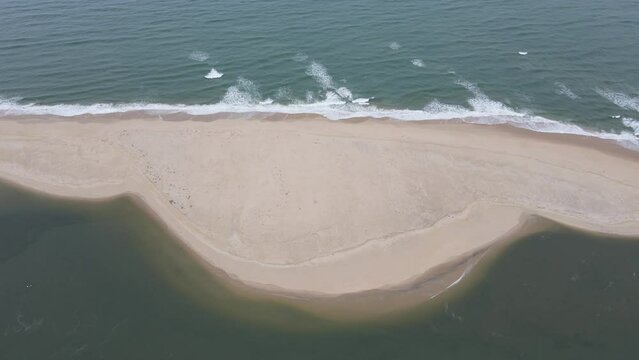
1, 113, 639, 299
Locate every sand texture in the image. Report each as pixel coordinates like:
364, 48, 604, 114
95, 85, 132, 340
1, 114, 638, 295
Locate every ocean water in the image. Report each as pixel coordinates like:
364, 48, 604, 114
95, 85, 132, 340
1, 0, 638, 145
2, 181, 639, 359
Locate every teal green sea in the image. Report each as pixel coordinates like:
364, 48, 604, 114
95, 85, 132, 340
2, 181, 639, 359
2, 1, 639, 358
0, 0, 638, 145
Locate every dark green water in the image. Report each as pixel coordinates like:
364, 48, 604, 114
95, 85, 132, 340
1, 0, 638, 144
2, 182, 639, 359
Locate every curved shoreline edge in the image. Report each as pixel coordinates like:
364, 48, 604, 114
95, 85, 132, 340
1, 113, 639, 317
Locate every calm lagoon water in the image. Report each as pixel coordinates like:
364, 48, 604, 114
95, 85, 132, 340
2, 181, 639, 359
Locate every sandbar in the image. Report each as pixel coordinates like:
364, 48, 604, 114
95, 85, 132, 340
1, 113, 638, 301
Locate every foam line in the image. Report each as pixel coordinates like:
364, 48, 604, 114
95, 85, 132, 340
1, 79, 637, 150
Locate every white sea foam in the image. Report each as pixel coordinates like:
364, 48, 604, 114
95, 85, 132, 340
1, 80, 637, 151
306, 61, 335, 90
275, 87, 293, 102
455, 79, 519, 116
352, 98, 370, 105
554, 82, 580, 100
293, 53, 308, 62
335, 87, 353, 100
305, 91, 315, 103
389, 42, 401, 50
222, 77, 261, 104
411, 59, 425, 68
189, 50, 210, 62
623, 118, 639, 136
259, 98, 274, 105
204, 67, 224, 79
596, 89, 639, 113
306, 61, 361, 103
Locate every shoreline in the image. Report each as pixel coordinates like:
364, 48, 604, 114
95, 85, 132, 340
0, 175, 555, 322
2, 106, 638, 152
1, 113, 639, 316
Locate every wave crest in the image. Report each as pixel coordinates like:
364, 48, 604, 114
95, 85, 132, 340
204, 68, 224, 79
597, 89, 639, 113
623, 118, 639, 136
306, 62, 335, 90
1, 76, 637, 151
222, 77, 261, 104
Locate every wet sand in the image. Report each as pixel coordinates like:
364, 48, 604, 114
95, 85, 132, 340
1, 113, 638, 301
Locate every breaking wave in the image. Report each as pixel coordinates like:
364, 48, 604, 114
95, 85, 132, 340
306, 61, 335, 90
1, 97, 636, 150
597, 89, 639, 113
623, 118, 639, 136
204, 67, 224, 79
304, 61, 368, 104
1, 64, 637, 150
222, 77, 261, 104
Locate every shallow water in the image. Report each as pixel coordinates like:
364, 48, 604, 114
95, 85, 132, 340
2, 181, 639, 359
0, 0, 638, 142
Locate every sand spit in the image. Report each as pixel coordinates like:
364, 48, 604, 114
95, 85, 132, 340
1, 114, 639, 297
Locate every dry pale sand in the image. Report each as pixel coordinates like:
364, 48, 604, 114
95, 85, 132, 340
1, 114, 639, 298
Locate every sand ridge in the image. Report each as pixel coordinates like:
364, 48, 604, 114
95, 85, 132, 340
1, 114, 639, 295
